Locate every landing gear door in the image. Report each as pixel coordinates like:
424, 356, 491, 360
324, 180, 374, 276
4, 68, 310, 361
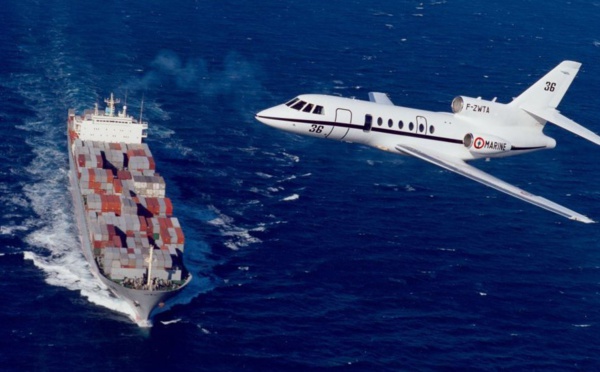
326, 109, 351, 140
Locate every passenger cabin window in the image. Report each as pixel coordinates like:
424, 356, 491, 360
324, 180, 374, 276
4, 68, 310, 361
377, 117, 383, 126
398, 120, 404, 129
387, 119, 393, 128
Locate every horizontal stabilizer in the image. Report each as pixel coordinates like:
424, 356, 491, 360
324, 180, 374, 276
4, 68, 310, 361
523, 105, 600, 146
368, 92, 394, 106
395, 144, 595, 223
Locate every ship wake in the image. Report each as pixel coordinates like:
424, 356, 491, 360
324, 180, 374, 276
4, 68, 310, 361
22, 179, 137, 321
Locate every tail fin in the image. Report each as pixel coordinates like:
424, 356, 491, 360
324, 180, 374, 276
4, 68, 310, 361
510, 61, 600, 146
509, 60, 581, 109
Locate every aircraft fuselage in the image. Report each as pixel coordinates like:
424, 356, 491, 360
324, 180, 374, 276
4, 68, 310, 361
256, 94, 556, 161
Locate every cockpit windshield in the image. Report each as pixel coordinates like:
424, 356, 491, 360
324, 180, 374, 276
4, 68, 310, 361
285, 97, 324, 115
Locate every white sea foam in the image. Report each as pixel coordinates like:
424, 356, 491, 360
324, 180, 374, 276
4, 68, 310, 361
282, 152, 300, 163
197, 324, 211, 334
256, 172, 274, 179
278, 175, 297, 183
164, 140, 194, 157
160, 318, 182, 325
150, 124, 175, 139
282, 194, 299, 201
0, 223, 31, 236
2, 193, 30, 209
207, 205, 261, 250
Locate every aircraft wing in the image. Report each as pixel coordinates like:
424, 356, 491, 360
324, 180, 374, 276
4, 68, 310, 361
395, 144, 594, 223
368, 92, 394, 106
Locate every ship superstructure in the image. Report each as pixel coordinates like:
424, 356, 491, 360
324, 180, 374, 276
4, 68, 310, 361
67, 94, 191, 324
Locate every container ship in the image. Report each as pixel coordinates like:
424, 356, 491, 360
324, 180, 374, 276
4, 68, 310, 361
67, 94, 191, 324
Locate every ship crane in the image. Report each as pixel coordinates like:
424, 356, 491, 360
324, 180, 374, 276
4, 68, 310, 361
146, 245, 155, 291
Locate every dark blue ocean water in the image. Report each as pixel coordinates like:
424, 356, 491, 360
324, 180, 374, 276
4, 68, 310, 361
2, 1, 600, 370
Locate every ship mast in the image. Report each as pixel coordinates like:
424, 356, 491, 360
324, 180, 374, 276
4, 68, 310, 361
104, 93, 120, 117
139, 94, 145, 124
122, 90, 128, 117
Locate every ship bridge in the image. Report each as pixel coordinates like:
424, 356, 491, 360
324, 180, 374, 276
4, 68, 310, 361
71, 93, 148, 144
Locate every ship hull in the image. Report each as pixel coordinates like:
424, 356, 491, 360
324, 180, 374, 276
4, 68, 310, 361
67, 125, 191, 324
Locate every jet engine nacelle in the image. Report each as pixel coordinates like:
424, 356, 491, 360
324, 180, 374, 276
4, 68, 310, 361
463, 133, 512, 155
452, 96, 508, 118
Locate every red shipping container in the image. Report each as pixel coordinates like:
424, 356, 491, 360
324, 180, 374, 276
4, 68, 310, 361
113, 179, 123, 194
117, 170, 132, 180
138, 216, 148, 232
175, 227, 185, 244
112, 235, 122, 248
164, 198, 173, 216
107, 224, 116, 238
160, 227, 171, 244
96, 155, 103, 168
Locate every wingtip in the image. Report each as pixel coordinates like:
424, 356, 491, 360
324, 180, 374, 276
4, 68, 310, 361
571, 216, 595, 224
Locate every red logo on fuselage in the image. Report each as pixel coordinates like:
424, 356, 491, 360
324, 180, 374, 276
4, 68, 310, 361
474, 137, 485, 149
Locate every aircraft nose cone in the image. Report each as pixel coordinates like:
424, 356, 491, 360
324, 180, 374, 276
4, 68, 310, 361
255, 108, 268, 121
255, 105, 282, 127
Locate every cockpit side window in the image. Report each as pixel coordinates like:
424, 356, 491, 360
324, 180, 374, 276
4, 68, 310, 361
286, 98, 300, 107
302, 103, 314, 113
291, 100, 307, 110
313, 105, 324, 115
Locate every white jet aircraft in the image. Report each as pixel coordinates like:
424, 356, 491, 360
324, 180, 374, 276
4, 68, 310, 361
255, 61, 599, 223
